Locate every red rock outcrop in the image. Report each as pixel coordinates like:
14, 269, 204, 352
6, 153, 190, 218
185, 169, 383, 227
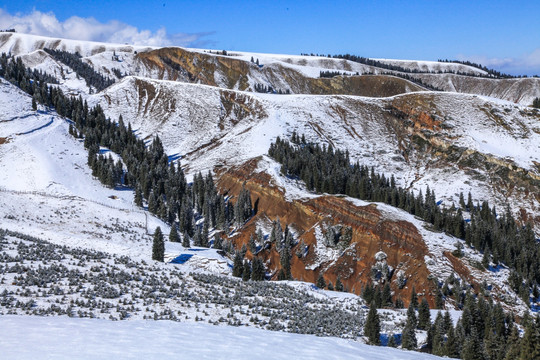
216, 158, 439, 307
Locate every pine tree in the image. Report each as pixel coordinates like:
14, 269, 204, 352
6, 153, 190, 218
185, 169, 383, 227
213, 233, 222, 249
461, 326, 483, 360
406, 301, 418, 328
388, 334, 397, 348
32, 96, 37, 111
327, 281, 334, 291
445, 324, 458, 358
279, 242, 291, 280
364, 302, 381, 345
401, 321, 417, 350
152, 226, 165, 262
335, 276, 344, 292
504, 325, 522, 360
232, 252, 244, 278
248, 233, 257, 254
418, 298, 431, 330
316, 273, 326, 289
182, 231, 190, 248
382, 282, 392, 306
251, 257, 265, 281
242, 260, 251, 281
410, 286, 418, 308
402, 301, 418, 350
519, 316, 540, 360
169, 224, 180, 243
134, 185, 143, 207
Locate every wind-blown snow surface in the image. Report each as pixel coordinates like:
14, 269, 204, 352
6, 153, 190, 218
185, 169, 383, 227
0, 316, 444, 360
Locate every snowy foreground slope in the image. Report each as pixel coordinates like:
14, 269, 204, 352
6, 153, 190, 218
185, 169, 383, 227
0, 316, 444, 360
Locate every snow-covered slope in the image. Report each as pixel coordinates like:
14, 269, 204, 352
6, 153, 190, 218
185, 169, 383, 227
4, 32, 539, 105
91, 76, 540, 233
0, 315, 445, 360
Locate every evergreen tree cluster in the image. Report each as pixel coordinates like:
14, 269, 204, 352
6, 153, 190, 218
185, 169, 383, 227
232, 251, 266, 281
2, 52, 243, 253
533, 97, 540, 108
253, 83, 290, 94
269, 134, 540, 301
234, 184, 253, 225
319, 70, 356, 78
437, 59, 523, 79
111, 68, 126, 79
43, 48, 114, 92
0, 54, 58, 92
362, 282, 393, 308
250, 56, 260, 66
425, 292, 535, 360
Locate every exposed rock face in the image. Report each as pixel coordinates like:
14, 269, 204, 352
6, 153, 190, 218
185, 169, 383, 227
217, 158, 438, 307
136, 48, 424, 97
387, 94, 540, 226
414, 73, 540, 106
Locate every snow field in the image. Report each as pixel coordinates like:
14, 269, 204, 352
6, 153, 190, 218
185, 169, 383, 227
0, 315, 446, 360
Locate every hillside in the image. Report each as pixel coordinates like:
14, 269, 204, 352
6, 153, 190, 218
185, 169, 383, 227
1, 32, 540, 359
3, 32, 539, 104
93, 76, 540, 232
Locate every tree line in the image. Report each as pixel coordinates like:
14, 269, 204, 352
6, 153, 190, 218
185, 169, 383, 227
437, 59, 529, 79
253, 83, 290, 94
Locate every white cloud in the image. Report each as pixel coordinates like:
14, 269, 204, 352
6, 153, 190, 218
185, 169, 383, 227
0, 9, 213, 47
457, 49, 540, 76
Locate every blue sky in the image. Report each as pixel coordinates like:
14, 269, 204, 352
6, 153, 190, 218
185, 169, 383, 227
2, 1, 540, 75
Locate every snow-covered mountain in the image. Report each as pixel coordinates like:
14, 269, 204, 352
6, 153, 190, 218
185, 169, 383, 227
1, 32, 539, 359
3, 32, 539, 104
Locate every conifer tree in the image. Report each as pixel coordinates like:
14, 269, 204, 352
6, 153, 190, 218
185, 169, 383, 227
327, 281, 334, 291
169, 224, 180, 243
335, 276, 344, 292
402, 301, 418, 350
382, 282, 392, 306
401, 320, 417, 350
364, 302, 381, 345
445, 324, 458, 358
410, 286, 418, 308
152, 226, 165, 262
134, 185, 143, 207
251, 257, 265, 281
248, 233, 257, 254
316, 273, 326, 289
388, 334, 397, 348
232, 252, 244, 278
418, 298, 431, 330
504, 325, 522, 360
242, 260, 251, 281
213, 233, 222, 249
182, 231, 190, 248
461, 326, 483, 360
519, 316, 540, 360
